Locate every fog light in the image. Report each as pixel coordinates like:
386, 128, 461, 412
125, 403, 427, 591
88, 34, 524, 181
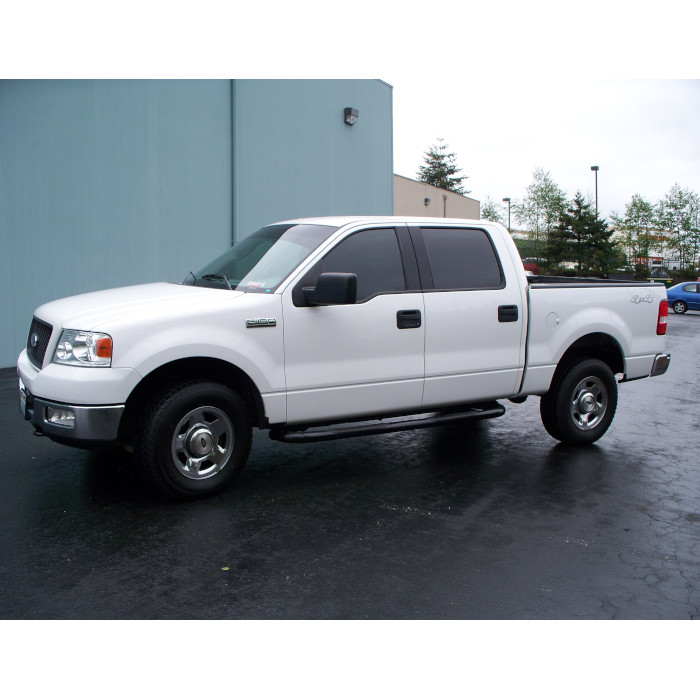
46, 406, 75, 428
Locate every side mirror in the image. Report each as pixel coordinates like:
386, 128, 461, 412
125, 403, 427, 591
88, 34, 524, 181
303, 273, 357, 306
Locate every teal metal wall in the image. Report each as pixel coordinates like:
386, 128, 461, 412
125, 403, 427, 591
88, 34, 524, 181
0, 80, 233, 367
0, 79, 393, 368
232, 79, 393, 238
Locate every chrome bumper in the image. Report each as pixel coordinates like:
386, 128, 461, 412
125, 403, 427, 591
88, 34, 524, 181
650, 353, 671, 377
19, 379, 124, 446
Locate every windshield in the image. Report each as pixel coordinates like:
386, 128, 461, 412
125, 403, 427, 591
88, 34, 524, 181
185, 223, 338, 292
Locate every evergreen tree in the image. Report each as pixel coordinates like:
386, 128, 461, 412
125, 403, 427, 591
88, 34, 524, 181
417, 139, 469, 194
548, 191, 619, 275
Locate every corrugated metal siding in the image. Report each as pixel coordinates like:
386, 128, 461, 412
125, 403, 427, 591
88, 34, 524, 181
232, 79, 393, 239
1, 79, 233, 367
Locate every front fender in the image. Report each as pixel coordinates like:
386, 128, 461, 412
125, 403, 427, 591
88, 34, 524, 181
111, 294, 285, 395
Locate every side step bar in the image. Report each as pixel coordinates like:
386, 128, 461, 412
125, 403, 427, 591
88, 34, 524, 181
269, 401, 506, 444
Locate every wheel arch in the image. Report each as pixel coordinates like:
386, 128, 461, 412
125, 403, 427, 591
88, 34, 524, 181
552, 332, 625, 385
119, 357, 267, 442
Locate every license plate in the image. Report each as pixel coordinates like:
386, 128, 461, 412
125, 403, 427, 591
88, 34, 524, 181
19, 380, 27, 419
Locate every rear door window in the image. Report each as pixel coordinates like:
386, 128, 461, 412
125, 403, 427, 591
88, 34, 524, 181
420, 227, 504, 290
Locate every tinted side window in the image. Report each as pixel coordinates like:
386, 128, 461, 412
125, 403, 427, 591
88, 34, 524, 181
322, 228, 406, 301
421, 228, 503, 290
683, 283, 699, 293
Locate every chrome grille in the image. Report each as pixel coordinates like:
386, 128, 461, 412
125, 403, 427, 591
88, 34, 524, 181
27, 317, 53, 368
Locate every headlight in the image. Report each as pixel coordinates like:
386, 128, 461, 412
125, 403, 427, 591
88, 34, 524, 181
53, 330, 113, 367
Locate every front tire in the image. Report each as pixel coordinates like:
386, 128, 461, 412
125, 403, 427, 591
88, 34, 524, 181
540, 359, 617, 445
672, 300, 687, 314
135, 381, 252, 499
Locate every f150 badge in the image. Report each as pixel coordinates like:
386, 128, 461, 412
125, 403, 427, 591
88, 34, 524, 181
246, 318, 277, 328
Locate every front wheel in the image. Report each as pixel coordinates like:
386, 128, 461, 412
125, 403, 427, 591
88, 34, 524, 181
135, 381, 252, 498
672, 300, 687, 314
540, 359, 617, 445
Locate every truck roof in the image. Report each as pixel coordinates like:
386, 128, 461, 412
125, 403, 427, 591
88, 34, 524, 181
276, 215, 490, 228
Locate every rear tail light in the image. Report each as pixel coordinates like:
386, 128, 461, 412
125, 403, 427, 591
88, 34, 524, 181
657, 300, 668, 335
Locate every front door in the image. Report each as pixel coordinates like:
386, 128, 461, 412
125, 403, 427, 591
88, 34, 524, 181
282, 227, 425, 424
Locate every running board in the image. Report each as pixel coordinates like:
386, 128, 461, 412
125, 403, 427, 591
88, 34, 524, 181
269, 402, 506, 444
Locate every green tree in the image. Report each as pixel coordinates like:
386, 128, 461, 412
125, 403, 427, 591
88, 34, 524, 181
480, 196, 504, 224
656, 184, 700, 272
610, 194, 656, 268
547, 191, 619, 275
512, 167, 567, 260
417, 139, 469, 194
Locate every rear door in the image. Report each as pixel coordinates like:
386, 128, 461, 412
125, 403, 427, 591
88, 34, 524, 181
282, 226, 425, 424
411, 225, 526, 407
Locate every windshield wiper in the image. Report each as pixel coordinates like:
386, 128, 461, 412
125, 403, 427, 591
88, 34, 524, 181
201, 273, 233, 290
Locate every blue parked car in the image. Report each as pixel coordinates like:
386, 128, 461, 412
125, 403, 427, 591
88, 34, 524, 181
666, 281, 700, 314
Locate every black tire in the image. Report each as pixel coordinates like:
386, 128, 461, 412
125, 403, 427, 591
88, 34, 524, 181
539, 392, 564, 442
672, 300, 687, 314
539, 358, 617, 445
134, 381, 252, 499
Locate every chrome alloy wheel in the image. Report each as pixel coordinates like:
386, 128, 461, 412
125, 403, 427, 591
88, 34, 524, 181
570, 376, 608, 430
170, 406, 234, 480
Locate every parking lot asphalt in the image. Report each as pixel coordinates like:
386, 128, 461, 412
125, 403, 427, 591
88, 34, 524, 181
1, 313, 699, 620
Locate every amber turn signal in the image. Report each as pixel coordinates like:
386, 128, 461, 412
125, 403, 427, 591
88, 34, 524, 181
96, 337, 113, 358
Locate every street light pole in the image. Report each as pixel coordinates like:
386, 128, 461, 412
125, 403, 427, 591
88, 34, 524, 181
591, 166, 599, 216
502, 197, 511, 233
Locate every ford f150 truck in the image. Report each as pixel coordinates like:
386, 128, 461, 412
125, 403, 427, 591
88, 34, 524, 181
17, 216, 671, 498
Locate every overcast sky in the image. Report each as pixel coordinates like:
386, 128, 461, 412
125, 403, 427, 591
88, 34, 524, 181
6, 2, 699, 228
390, 79, 700, 222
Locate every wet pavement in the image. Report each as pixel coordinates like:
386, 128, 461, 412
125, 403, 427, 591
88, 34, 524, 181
1, 314, 699, 619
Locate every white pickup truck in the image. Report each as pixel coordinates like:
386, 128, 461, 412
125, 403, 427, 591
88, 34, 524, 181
17, 216, 671, 498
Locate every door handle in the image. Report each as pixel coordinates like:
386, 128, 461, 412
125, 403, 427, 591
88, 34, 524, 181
397, 309, 422, 329
498, 305, 519, 322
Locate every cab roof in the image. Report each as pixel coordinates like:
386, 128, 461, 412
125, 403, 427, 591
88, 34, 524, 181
276, 215, 490, 228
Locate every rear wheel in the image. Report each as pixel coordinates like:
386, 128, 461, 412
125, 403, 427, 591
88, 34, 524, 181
135, 381, 252, 498
540, 358, 617, 445
672, 300, 687, 314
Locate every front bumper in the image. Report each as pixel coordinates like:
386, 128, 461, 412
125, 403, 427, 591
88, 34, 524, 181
19, 379, 124, 448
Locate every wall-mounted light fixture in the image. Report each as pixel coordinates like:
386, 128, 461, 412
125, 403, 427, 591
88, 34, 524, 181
344, 107, 359, 126
424, 197, 431, 206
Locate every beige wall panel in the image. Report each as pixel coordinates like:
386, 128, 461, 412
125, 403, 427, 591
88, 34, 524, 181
394, 174, 480, 219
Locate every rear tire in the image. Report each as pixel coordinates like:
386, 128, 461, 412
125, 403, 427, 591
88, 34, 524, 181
672, 300, 687, 314
135, 381, 252, 499
540, 358, 617, 445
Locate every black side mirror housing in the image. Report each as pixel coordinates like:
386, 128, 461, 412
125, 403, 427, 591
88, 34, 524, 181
303, 273, 357, 306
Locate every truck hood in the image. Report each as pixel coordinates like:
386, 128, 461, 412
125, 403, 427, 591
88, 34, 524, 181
34, 283, 244, 331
